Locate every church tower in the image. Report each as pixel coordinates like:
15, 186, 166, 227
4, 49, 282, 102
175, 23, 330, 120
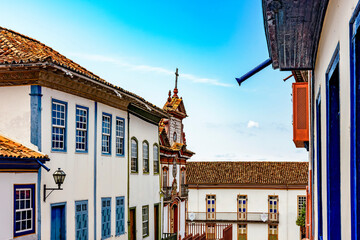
159, 68, 194, 238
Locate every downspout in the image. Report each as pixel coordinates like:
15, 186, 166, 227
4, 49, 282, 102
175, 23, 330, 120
94, 102, 98, 239
30, 85, 42, 240
235, 58, 272, 86
127, 111, 131, 240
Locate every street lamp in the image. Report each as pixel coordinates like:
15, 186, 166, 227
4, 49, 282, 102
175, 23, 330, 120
43, 168, 66, 202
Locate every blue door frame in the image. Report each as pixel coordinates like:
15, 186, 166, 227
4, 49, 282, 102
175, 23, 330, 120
51, 202, 67, 240
316, 93, 323, 240
326, 44, 341, 240
350, 3, 360, 239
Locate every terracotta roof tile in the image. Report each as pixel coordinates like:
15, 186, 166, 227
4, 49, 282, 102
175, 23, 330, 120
187, 161, 308, 185
0, 27, 167, 117
0, 135, 49, 159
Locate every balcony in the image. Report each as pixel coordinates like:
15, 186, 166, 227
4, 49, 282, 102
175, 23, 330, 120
162, 186, 172, 202
181, 184, 188, 198
186, 212, 279, 223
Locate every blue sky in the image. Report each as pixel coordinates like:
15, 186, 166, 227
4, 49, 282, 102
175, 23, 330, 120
2, 1, 307, 160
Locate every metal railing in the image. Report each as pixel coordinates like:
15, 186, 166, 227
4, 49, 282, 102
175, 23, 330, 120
162, 233, 177, 240
186, 212, 279, 223
181, 184, 188, 197
186, 222, 231, 240
162, 186, 172, 201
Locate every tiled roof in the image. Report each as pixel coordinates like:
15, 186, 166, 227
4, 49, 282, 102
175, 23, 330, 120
187, 161, 308, 185
0, 135, 49, 159
0, 27, 166, 116
163, 93, 187, 118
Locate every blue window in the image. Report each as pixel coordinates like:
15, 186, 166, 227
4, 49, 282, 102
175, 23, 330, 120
14, 184, 35, 237
326, 45, 341, 240
76, 106, 88, 152
75, 200, 88, 240
52, 99, 67, 151
102, 113, 112, 154
115, 117, 125, 156
350, 6, 360, 240
101, 198, 111, 239
115, 197, 125, 236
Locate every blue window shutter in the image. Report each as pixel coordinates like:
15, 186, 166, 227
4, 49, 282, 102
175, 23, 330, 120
115, 197, 125, 235
75, 200, 88, 240
101, 198, 111, 239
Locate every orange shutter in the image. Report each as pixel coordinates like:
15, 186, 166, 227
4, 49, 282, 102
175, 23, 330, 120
293, 82, 309, 148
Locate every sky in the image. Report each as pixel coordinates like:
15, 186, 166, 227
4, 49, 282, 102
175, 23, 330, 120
1, 1, 308, 161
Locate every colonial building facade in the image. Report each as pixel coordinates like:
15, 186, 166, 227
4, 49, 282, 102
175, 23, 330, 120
0, 135, 50, 240
186, 161, 308, 240
159, 73, 195, 239
0, 27, 166, 240
260, 0, 360, 239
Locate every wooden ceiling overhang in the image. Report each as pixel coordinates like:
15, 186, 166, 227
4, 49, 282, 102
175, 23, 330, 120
262, 0, 329, 70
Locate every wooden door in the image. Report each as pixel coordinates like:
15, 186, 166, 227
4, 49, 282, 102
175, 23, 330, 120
154, 205, 159, 240
130, 209, 136, 240
206, 195, 216, 220
174, 205, 178, 233
51, 205, 66, 240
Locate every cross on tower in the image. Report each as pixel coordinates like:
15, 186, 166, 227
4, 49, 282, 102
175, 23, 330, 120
175, 68, 179, 89
173, 68, 179, 97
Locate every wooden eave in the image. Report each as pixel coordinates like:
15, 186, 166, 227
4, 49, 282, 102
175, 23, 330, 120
0, 64, 168, 117
262, 0, 329, 70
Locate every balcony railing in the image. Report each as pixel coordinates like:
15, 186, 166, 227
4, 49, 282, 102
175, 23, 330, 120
162, 186, 172, 201
162, 233, 177, 240
181, 184, 188, 198
186, 212, 279, 223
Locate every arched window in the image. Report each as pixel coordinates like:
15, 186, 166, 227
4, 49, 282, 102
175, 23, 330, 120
153, 144, 159, 174
131, 138, 138, 172
143, 141, 149, 173
162, 167, 168, 188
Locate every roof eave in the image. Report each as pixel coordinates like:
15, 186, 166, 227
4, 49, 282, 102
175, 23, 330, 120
262, 0, 329, 70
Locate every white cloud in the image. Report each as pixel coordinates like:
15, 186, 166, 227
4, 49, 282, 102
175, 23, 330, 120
247, 120, 259, 128
69, 53, 232, 87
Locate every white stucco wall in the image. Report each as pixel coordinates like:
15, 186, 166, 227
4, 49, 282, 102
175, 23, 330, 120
187, 187, 305, 240
0, 172, 38, 240
312, 1, 358, 239
129, 113, 161, 240
39, 87, 128, 240
0, 86, 32, 146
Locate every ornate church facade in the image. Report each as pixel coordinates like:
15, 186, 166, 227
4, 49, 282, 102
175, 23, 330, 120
159, 69, 194, 239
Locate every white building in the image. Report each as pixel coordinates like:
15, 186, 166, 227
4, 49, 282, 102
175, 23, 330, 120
186, 161, 308, 240
159, 77, 195, 240
0, 135, 50, 240
0, 27, 166, 240
260, 0, 360, 239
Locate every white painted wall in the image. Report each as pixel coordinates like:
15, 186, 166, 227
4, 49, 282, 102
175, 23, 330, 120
188, 187, 305, 240
0, 172, 38, 240
129, 113, 161, 240
0, 86, 32, 146
39, 87, 128, 240
311, 0, 358, 239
